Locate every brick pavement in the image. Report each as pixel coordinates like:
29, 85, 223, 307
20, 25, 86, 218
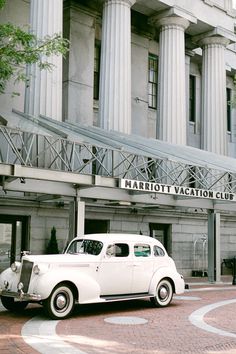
0, 276, 236, 354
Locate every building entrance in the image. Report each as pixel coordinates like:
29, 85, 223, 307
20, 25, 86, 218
0, 215, 30, 273
149, 223, 172, 256
85, 219, 109, 234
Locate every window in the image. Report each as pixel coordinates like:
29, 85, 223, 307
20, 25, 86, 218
189, 75, 196, 123
134, 244, 151, 257
154, 245, 165, 257
227, 88, 232, 132
94, 42, 101, 100
67, 239, 103, 256
106, 243, 129, 257
148, 54, 158, 109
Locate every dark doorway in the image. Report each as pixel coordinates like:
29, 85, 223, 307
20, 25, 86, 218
85, 219, 109, 234
0, 215, 30, 273
149, 223, 172, 256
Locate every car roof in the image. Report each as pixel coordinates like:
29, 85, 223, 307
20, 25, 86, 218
73, 233, 163, 246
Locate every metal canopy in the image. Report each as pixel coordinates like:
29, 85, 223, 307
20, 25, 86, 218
0, 109, 236, 194
39, 112, 236, 173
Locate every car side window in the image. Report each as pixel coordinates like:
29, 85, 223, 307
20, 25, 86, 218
67, 239, 103, 255
153, 245, 165, 257
106, 243, 129, 257
134, 244, 151, 257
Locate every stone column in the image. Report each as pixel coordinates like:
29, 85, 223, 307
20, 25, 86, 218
76, 199, 85, 237
156, 16, 189, 145
200, 36, 229, 155
208, 210, 221, 283
25, 0, 63, 120
98, 0, 136, 133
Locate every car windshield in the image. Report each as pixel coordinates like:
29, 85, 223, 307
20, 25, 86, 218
66, 239, 103, 256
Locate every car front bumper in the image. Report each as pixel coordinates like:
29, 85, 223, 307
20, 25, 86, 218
0, 288, 42, 301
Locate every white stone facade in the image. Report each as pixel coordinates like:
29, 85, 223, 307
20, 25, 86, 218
1, 0, 236, 277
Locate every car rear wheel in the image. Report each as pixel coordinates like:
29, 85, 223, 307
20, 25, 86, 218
151, 279, 173, 307
0, 296, 28, 312
44, 283, 75, 320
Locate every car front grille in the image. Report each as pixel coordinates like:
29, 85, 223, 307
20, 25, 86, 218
19, 260, 33, 293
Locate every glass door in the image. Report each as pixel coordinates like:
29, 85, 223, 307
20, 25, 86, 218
0, 223, 12, 273
0, 216, 29, 273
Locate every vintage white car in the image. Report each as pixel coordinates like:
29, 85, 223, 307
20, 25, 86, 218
0, 233, 185, 319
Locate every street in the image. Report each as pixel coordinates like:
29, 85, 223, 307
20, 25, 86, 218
1, 277, 236, 354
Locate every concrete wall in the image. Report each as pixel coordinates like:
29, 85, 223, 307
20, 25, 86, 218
1, 198, 236, 276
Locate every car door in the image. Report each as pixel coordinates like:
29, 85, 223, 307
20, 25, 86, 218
131, 243, 154, 293
97, 242, 133, 295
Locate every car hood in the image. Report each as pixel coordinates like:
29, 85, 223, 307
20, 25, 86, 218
21, 253, 100, 264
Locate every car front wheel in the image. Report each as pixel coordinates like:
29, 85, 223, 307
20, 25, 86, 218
1, 296, 28, 312
151, 279, 173, 307
44, 283, 75, 320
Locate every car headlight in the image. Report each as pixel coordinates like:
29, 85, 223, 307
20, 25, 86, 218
11, 262, 21, 273
33, 264, 48, 275
17, 282, 24, 290
33, 265, 40, 275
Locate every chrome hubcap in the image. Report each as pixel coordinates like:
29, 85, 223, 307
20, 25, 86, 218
55, 294, 67, 309
159, 286, 168, 300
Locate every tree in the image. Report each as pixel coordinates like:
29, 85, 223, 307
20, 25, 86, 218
0, 0, 69, 94
46, 226, 59, 254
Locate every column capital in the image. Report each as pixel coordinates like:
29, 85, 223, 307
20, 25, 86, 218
156, 16, 189, 31
148, 5, 196, 29
103, 0, 136, 7
198, 35, 230, 48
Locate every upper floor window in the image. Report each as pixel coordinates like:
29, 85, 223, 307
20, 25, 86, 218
226, 88, 232, 133
94, 42, 101, 100
148, 54, 158, 109
189, 75, 196, 123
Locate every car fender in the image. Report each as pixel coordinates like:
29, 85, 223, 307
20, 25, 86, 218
0, 268, 20, 292
149, 267, 184, 295
32, 269, 101, 303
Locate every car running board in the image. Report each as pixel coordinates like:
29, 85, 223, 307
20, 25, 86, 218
100, 293, 153, 302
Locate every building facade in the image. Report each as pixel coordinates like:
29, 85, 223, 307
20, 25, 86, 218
1, 0, 236, 278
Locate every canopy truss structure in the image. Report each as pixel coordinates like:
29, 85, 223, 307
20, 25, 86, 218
0, 118, 235, 194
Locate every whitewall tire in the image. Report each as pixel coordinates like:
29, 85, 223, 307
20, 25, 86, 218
44, 283, 75, 319
151, 279, 173, 307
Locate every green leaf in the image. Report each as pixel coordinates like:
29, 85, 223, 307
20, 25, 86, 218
0, 11, 70, 95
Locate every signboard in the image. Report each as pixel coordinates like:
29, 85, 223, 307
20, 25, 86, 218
120, 178, 236, 202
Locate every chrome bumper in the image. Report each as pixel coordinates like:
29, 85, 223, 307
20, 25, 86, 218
0, 288, 41, 301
